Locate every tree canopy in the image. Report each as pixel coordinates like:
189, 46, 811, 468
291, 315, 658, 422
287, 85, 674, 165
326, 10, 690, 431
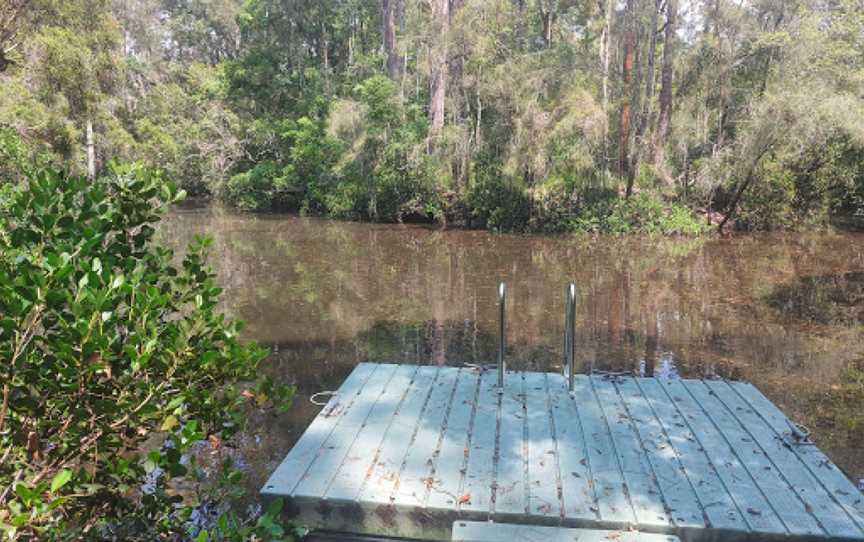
1, 0, 864, 232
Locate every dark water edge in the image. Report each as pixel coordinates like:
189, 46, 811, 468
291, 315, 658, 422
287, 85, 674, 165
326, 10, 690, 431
157, 205, 864, 502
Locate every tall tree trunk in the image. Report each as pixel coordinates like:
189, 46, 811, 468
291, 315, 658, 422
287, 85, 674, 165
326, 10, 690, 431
86, 117, 96, 179
629, 0, 661, 191
515, 0, 526, 49
539, 0, 554, 48
600, 0, 613, 182
618, 0, 637, 182
653, 0, 677, 177
348, 13, 355, 67
428, 0, 449, 140
382, 0, 401, 79
475, 90, 482, 144
717, 143, 772, 233
319, 21, 332, 94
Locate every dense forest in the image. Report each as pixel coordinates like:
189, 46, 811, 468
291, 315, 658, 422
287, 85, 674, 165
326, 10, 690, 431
1, 0, 864, 233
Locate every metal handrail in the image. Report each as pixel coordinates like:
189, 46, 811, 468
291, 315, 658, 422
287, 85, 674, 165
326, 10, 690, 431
497, 282, 506, 391
564, 283, 576, 393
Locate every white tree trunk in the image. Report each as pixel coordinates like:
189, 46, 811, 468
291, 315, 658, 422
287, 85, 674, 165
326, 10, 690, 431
428, 0, 449, 140
86, 118, 96, 179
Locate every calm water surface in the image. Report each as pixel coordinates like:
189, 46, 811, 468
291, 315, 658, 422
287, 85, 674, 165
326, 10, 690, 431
160, 206, 864, 494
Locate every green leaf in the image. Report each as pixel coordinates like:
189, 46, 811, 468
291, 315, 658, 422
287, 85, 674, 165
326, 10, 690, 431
195, 530, 209, 542
265, 497, 284, 517
161, 415, 179, 432
14, 483, 35, 504
50, 470, 72, 493
166, 395, 185, 412
142, 459, 157, 474
111, 274, 125, 289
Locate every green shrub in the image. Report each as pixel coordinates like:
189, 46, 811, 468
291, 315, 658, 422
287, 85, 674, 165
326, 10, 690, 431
822, 136, 864, 219
316, 75, 440, 222
370, 139, 442, 222
0, 165, 294, 540
0, 125, 50, 186
467, 168, 532, 232
218, 112, 341, 213
131, 64, 244, 198
572, 192, 707, 235
217, 161, 282, 210
282, 116, 342, 213
736, 158, 795, 230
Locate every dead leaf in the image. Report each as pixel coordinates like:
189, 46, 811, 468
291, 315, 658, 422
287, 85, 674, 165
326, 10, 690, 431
27, 431, 40, 461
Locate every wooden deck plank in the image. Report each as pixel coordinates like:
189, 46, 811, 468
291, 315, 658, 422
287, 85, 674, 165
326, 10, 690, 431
358, 366, 441, 505
635, 378, 749, 534
613, 377, 706, 530
731, 381, 864, 532
683, 380, 824, 537
523, 371, 562, 520
706, 380, 864, 539
390, 366, 461, 507
591, 376, 671, 530
451, 521, 681, 542
293, 364, 401, 498
262, 362, 379, 497
459, 370, 500, 516
655, 378, 786, 535
426, 369, 482, 510
547, 374, 599, 523
493, 371, 527, 519
325, 365, 420, 503
574, 374, 637, 526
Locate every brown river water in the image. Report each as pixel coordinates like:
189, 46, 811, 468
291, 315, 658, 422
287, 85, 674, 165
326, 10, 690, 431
159, 205, 864, 498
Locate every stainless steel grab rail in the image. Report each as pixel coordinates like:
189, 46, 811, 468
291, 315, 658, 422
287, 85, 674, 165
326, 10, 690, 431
494, 282, 576, 393
497, 282, 506, 391
564, 283, 576, 393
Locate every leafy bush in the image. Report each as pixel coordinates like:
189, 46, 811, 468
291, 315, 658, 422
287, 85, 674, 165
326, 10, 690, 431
822, 136, 864, 219
572, 193, 707, 235
735, 158, 795, 230
0, 125, 52, 189
131, 64, 244, 198
217, 161, 283, 211
0, 165, 294, 540
368, 138, 442, 222
317, 76, 441, 222
466, 168, 532, 232
281, 116, 342, 213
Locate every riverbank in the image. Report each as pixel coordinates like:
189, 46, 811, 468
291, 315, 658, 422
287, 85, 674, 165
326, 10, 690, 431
180, 193, 864, 238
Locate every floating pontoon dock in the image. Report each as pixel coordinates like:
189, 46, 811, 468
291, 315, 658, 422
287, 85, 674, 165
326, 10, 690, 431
262, 285, 864, 541
262, 362, 864, 541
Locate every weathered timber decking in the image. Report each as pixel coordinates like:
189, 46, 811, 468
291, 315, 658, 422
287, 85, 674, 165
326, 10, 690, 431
451, 521, 681, 541
261, 363, 864, 542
